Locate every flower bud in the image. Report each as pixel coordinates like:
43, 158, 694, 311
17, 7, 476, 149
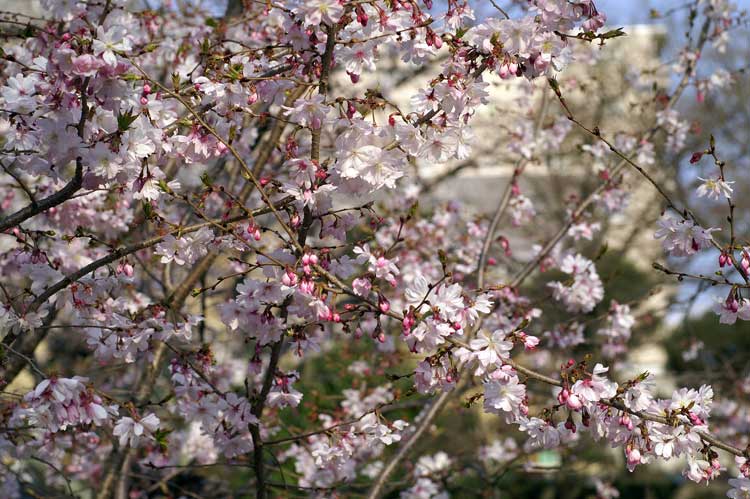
566, 393, 583, 410
626, 446, 641, 466
347, 71, 360, 84
402, 312, 415, 333
355, 5, 368, 26
282, 269, 298, 287
378, 294, 390, 313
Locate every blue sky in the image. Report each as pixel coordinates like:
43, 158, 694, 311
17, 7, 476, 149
194, 0, 750, 25
599, 0, 750, 25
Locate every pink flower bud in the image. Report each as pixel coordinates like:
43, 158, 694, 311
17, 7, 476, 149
299, 279, 314, 295
282, 269, 298, 287
626, 446, 641, 466
689, 412, 705, 425
523, 335, 540, 350
378, 295, 390, 313
566, 393, 583, 410
726, 294, 739, 313
355, 5, 368, 26
689, 151, 704, 164
117, 262, 134, 277
499, 236, 511, 257
619, 414, 634, 431
2, 192, 14, 211
347, 71, 360, 84
402, 312, 415, 333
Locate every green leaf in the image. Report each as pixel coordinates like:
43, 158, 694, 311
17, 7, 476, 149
117, 110, 138, 132
599, 27, 627, 40
407, 201, 419, 220
595, 241, 609, 261
158, 179, 172, 194
438, 249, 448, 270
153, 428, 172, 453
171, 72, 181, 91
200, 172, 213, 187
142, 201, 153, 219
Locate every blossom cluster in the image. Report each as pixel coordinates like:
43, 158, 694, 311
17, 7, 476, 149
0, 0, 747, 497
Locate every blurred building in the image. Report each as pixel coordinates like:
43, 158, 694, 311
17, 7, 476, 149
358, 20, 680, 413
0, 0, 41, 17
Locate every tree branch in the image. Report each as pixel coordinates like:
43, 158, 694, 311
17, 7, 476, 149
0, 77, 90, 232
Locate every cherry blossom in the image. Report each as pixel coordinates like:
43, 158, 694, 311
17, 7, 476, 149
654, 213, 718, 257
113, 413, 160, 447
0, 0, 747, 497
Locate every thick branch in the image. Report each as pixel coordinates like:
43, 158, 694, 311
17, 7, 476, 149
0, 199, 292, 388
249, 23, 337, 499
0, 77, 90, 232
365, 390, 452, 499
